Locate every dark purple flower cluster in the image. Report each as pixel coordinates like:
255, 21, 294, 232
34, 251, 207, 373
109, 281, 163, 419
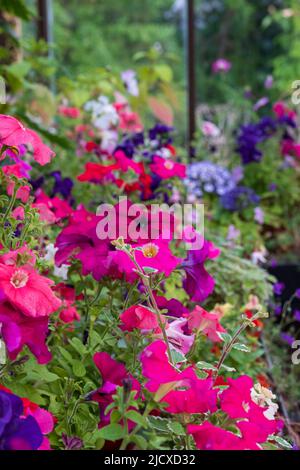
148, 123, 174, 145
220, 186, 260, 212
236, 117, 277, 164
0, 390, 43, 450
115, 124, 174, 158
115, 132, 144, 157
50, 171, 73, 199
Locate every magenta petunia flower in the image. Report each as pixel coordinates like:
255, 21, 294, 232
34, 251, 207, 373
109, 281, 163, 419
150, 156, 186, 179
220, 376, 283, 442
187, 422, 241, 450
92, 352, 140, 428
0, 302, 52, 364
141, 340, 218, 414
107, 240, 182, 282
55, 208, 110, 281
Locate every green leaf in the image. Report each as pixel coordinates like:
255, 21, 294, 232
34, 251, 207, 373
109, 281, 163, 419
97, 423, 125, 441
147, 416, 170, 432
218, 332, 232, 343
125, 410, 147, 427
130, 434, 148, 449
69, 337, 87, 356
270, 435, 293, 449
170, 349, 186, 363
72, 360, 86, 377
196, 361, 216, 371
232, 343, 251, 353
220, 364, 236, 372
167, 421, 185, 436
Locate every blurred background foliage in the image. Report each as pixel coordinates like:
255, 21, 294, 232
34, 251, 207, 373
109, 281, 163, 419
0, 0, 299, 135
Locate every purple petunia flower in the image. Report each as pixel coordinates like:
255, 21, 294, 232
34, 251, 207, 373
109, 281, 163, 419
0, 390, 43, 450
220, 186, 260, 212
50, 171, 74, 199
268, 182, 277, 192
295, 288, 300, 299
274, 305, 282, 316
273, 282, 285, 296
294, 310, 300, 322
148, 123, 174, 144
115, 132, 144, 157
280, 332, 295, 346
180, 240, 220, 302
236, 117, 277, 164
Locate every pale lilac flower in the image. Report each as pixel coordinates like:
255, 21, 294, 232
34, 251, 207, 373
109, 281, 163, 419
264, 75, 273, 89
227, 225, 240, 241
231, 166, 244, 184
254, 97, 269, 111
212, 58, 232, 74
254, 207, 264, 224
121, 70, 139, 97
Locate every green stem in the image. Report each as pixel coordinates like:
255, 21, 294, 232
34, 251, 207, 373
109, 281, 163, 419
128, 250, 173, 364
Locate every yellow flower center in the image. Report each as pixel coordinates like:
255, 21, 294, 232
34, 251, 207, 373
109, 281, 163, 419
141, 243, 159, 258
10, 269, 29, 288
164, 160, 174, 170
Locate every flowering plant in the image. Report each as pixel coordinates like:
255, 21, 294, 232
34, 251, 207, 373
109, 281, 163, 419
0, 102, 292, 452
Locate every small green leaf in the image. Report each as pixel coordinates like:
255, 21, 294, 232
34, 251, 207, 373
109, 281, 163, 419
72, 360, 86, 377
196, 361, 216, 371
271, 435, 293, 449
167, 421, 186, 436
125, 410, 147, 427
97, 423, 125, 441
218, 332, 232, 343
232, 343, 251, 352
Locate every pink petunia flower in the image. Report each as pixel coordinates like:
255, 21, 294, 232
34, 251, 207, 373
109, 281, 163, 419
0, 263, 61, 318
33, 190, 73, 223
120, 305, 160, 332
0, 114, 55, 165
164, 318, 194, 355
187, 305, 226, 342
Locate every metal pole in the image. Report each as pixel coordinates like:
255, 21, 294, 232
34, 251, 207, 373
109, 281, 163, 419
37, 0, 49, 42
186, 0, 196, 156
37, 0, 55, 91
